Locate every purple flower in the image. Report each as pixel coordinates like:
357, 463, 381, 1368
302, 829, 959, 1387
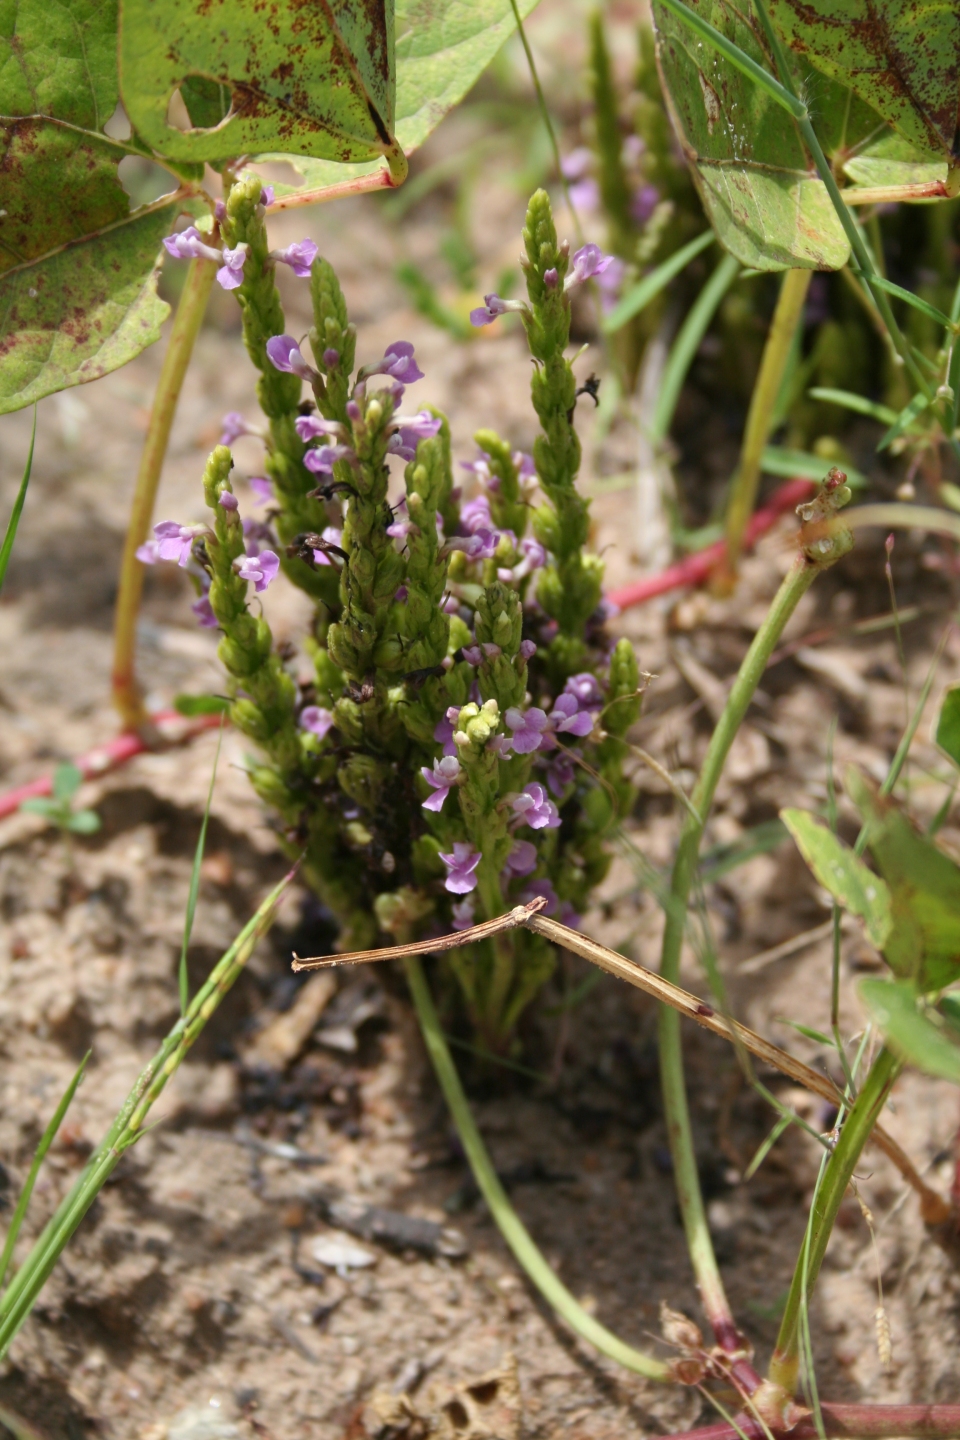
163, 226, 221, 265
421, 755, 461, 813
451, 898, 475, 932
445, 529, 497, 562
505, 706, 549, 754
547, 748, 578, 797
218, 491, 239, 513
265, 335, 316, 380
303, 444, 356, 475
566, 243, 615, 290
460, 494, 493, 533
323, 347, 340, 368
271, 239, 318, 278
191, 595, 218, 629
219, 412, 260, 446
561, 147, 592, 180
565, 672, 602, 707
295, 414, 343, 442
434, 716, 457, 758
439, 842, 482, 895
300, 706, 335, 739
559, 902, 581, 930
362, 341, 424, 385
501, 535, 547, 583
235, 549, 279, 592
460, 452, 493, 484
520, 878, 558, 915
595, 256, 627, 314
260, 186, 275, 207
217, 242, 248, 291
549, 693, 594, 737
631, 183, 660, 226
312, 526, 344, 566
469, 293, 525, 328
248, 477, 274, 505
568, 178, 600, 213
509, 783, 560, 831
214, 200, 226, 223
387, 410, 443, 461
519, 639, 537, 661
543, 267, 559, 290
503, 839, 537, 878
488, 733, 513, 759
143, 521, 201, 567
516, 451, 537, 481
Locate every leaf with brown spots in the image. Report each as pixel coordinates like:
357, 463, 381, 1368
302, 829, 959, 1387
768, 0, 960, 160
118, 0, 403, 174
252, 0, 542, 198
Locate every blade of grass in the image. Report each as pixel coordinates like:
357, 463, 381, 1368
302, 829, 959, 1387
603, 231, 714, 333
0, 406, 36, 595
179, 721, 224, 1013
0, 1053, 89, 1292
762, 446, 867, 488
849, 271, 954, 331
651, 251, 741, 443
807, 388, 900, 425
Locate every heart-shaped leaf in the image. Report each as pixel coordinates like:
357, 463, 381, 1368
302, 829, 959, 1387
118, 0, 401, 170
258, 0, 541, 197
846, 767, 960, 992
860, 978, 960, 1083
781, 808, 892, 949
767, 0, 960, 161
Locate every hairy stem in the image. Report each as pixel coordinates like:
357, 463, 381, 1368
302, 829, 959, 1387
722, 267, 811, 579
404, 954, 671, 1380
112, 257, 217, 730
658, 551, 820, 1357
769, 1047, 901, 1395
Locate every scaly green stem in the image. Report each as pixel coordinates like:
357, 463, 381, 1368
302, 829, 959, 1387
768, 1046, 901, 1394
722, 268, 811, 580
112, 257, 217, 730
0, 872, 291, 1357
658, 548, 830, 1353
404, 954, 671, 1380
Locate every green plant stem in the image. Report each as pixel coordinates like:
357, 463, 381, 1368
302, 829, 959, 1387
723, 268, 811, 578
112, 256, 218, 731
404, 954, 671, 1380
658, 551, 820, 1351
0, 406, 36, 594
652, 253, 740, 445
0, 872, 291, 1358
768, 1046, 901, 1394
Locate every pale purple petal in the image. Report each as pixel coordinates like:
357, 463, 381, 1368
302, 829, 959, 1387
503, 839, 537, 878
273, 238, 319, 278
219, 491, 239, 511
300, 706, 334, 739
439, 842, 482, 895
266, 335, 314, 379
505, 705, 549, 755
249, 477, 274, 504
296, 414, 342, 442
260, 186, 275, 207
191, 595, 218, 628
216, 242, 248, 291
451, 898, 475, 932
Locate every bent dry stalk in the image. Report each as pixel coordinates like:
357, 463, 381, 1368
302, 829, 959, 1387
0, 872, 293, 1358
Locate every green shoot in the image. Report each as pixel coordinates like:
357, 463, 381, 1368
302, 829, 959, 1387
0, 406, 36, 595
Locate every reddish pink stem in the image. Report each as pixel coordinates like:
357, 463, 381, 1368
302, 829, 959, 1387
670, 1404, 960, 1440
0, 711, 222, 821
606, 479, 814, 611
0, 479, 815, 821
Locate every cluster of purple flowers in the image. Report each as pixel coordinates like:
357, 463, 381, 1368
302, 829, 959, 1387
163, 191, 317, 294
470, 243, 616, 327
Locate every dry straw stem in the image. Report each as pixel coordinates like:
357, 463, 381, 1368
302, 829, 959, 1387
295, 899, 946, 1222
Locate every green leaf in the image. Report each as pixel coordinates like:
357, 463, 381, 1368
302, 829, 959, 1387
847, 766, 960, 991
850, 271, 953, 331
52, 764, 83, 802
767, 0, 960, 160
0, 4, 199, 413
66, 809, 102, 835
779, 1018, 836, 1047
939, 991, 960, 1033
781, 808, 892, 949
877, 390, 932, 451
860, 978, 960, 1083
18, 798, 59, 820
118, 0, 399, 168
807, 387, 900, 425
842, 127, 947, 191
602, 231, 714, 334
173, 693, 231, 717
0, 198, 190, 416
936, 686, 960, 769
258, 0, 541, 196
0, 0, 119, 126
650, 0, 853, 271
